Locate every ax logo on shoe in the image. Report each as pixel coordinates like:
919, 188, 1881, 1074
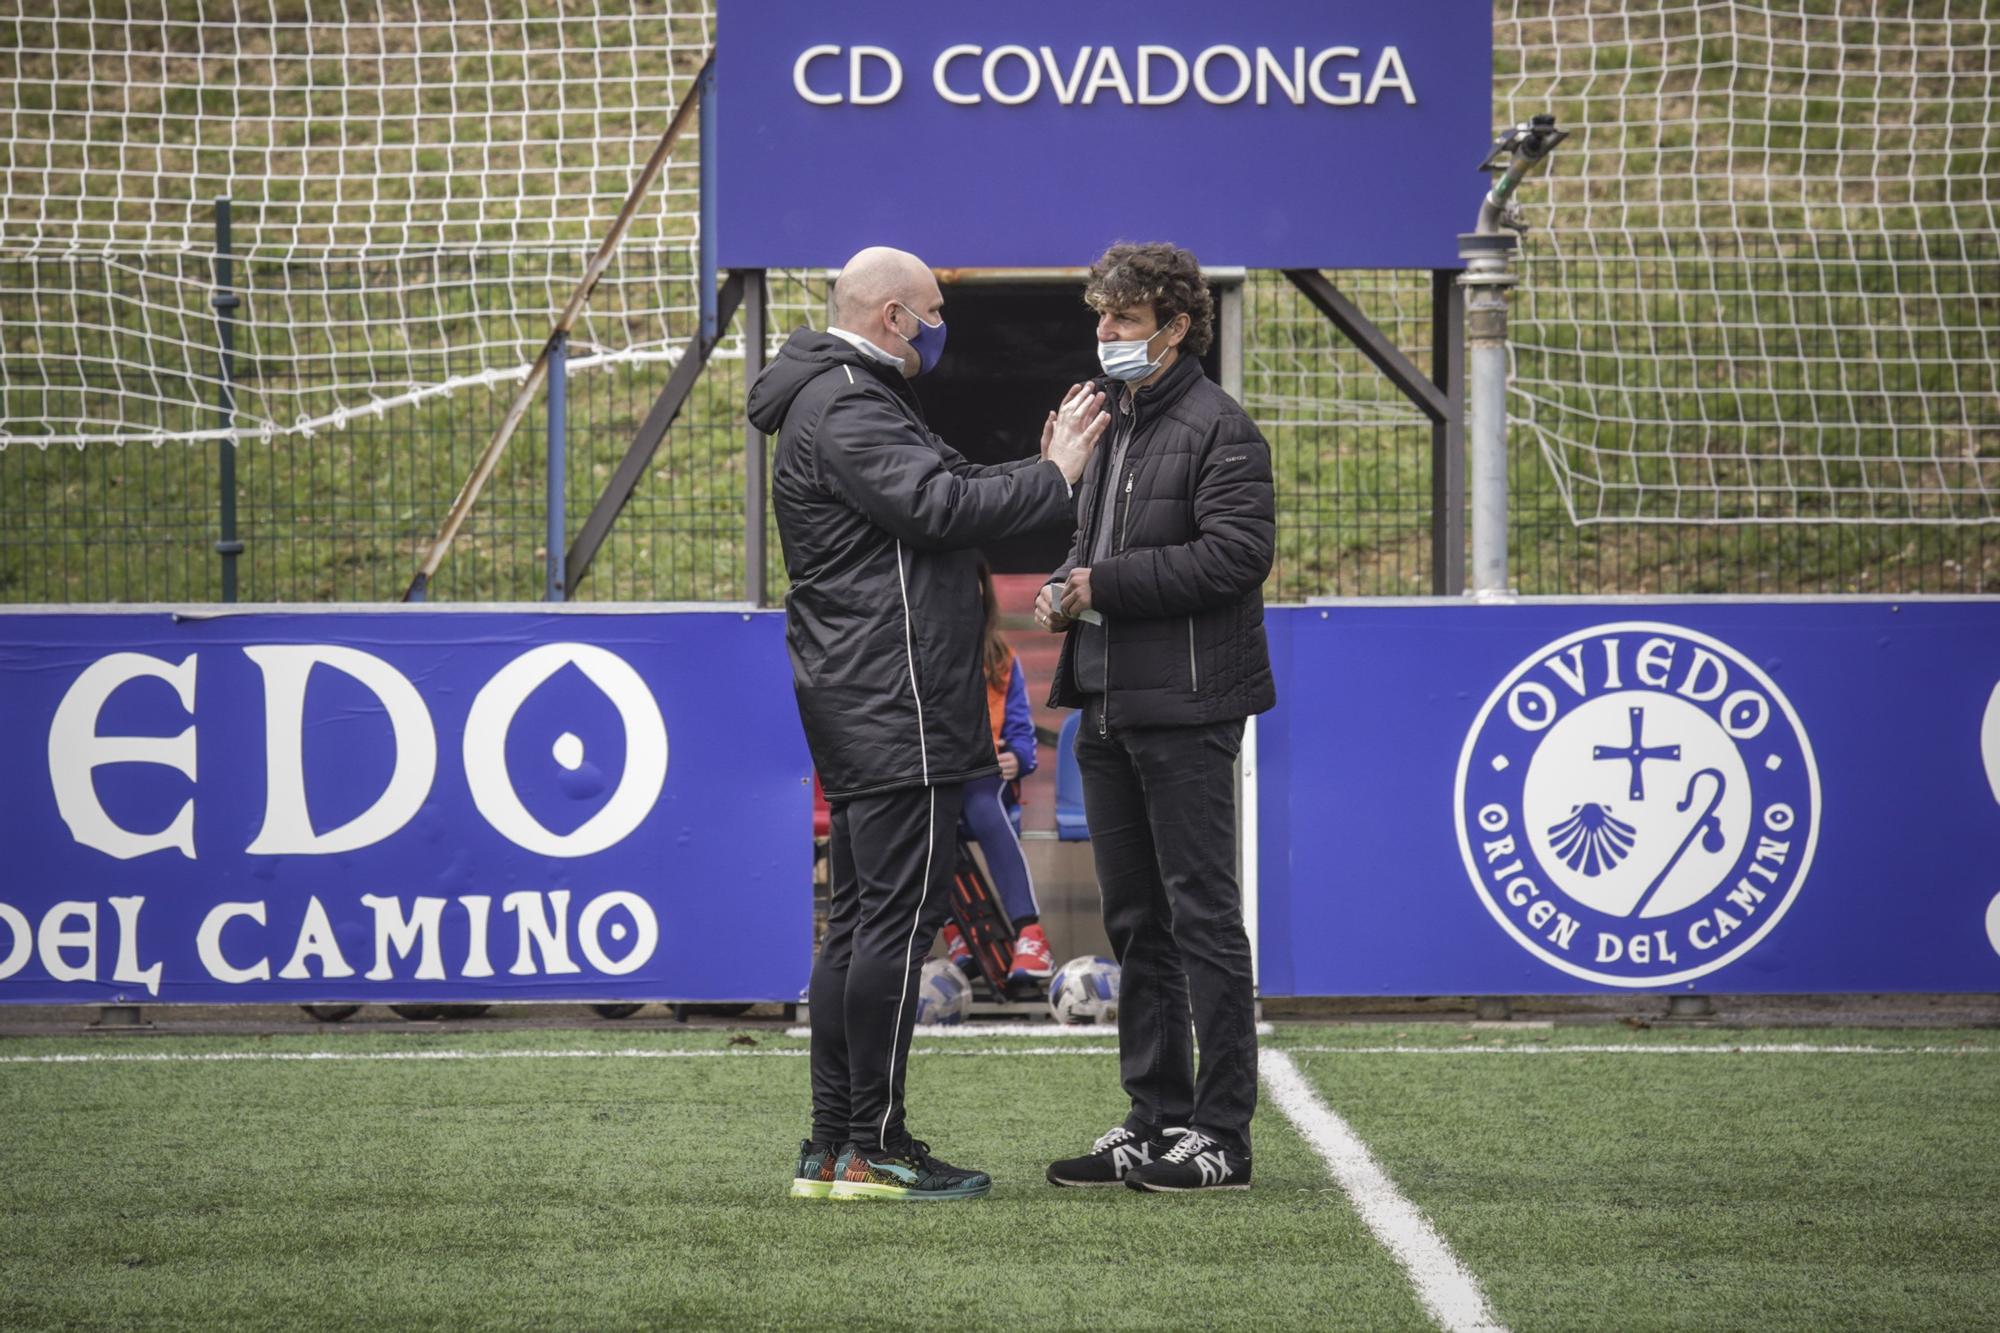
1110, 1142, 1152, 1175
1456, 623, 1820, 987
1193, 1151, 1232, 1186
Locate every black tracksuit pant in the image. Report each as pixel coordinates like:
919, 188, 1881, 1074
809, 782, 963, 1152
1076, 700, 1257, 1154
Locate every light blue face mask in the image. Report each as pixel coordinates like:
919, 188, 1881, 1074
1097, 323, 1173, 383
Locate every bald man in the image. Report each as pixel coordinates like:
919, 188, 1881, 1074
748, 247, 1108, 1201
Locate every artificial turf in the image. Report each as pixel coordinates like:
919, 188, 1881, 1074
1277, 1029, 2000, 1332
2, 1025, 1995, 1331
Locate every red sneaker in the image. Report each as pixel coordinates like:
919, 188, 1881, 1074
1009, 923, 1055, 980
940, 923, 973, 970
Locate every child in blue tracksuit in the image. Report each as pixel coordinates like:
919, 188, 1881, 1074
944, 561, 1053, 981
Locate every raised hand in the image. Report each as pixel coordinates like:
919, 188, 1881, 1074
1045, 385, 1109, 486
1039, 383, 1091, 459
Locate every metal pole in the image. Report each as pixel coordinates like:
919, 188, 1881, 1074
1459, 233, 1516, 597
212, 197, 243, 602
1217, 278, 1244, 404
1430, 270, 1466, 595
742, 270, 767, 606
1459, 114, 1567, 599
698, 61, 718, 344
546, 331, 567, 602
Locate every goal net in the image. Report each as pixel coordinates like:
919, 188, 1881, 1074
3, 2, 1995, 530
1, 3, 715, 449
1499, 1, 1999, 524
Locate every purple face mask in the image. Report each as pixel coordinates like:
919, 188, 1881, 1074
891, 303, 947, 375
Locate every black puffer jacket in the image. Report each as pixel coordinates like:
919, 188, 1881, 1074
1049, 352, 1277, 728
749, 329, 1076, 799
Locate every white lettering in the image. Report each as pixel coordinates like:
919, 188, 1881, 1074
850, 45, 902, 106
1366, 46, 1416, 104
504, 890, 580, 976
244, 645, 436, 856
463, 644, 668, 858
361, 893, 447, 981
1507, 680, 1558, 732
37, 901, 96, 984
0, 903, 31, 981
1675, 647, 1729, 703
279, 895, 356, 980
1135, 46, 1187, 105
108, 895, 162, 997
1193, 45, 1251, 105
1255, 47, 1304, 105
1544, 644, 1589, 697
793, 44, 841, 105
1309, 46, 1361, 106
982, 45, 1040, 106
458, 895, 496, 979
49, 652, 197, 860
197, 901, 270, 983
1722, 689, 1771, 740
578, 891, 659, 976
1726, 878, 1767, 914
1635, 637, 1675, 688
1081, 46, 1134, 105
932, 44, 980, 105
1038, 45, 1093, 104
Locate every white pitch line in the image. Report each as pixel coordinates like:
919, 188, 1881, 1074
1262, 1049, 1505, 1333
785, 1022, 1275, 1039
1283, 1044, 2000, 1056
0, 1045, 1120, 1067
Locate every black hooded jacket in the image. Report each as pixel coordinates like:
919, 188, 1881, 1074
1048, 352, 1277, 729
748, 329, 1076, 799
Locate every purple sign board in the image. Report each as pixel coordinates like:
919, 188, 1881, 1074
716, 0, 1494, 270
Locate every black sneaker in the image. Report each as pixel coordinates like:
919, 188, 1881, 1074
1124, 1129, 1251, 1192
1046, 1125, 1184, 1188
789, 1139, 838, 1199
829, 1139, 992, 1202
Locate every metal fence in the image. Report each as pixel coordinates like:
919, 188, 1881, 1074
1, 252, 1993, 605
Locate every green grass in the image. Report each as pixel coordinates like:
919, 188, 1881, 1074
4, 1024, 1999, 1330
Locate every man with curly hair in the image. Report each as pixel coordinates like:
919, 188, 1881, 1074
1036, 241, 1276, 1194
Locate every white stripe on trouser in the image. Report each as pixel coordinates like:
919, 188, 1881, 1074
988, 781, 1039, 918
880, 786, 937, 1147
894, 540, 929, 782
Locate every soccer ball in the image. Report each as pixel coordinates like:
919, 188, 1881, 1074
1048, 956, 1120, 1025
915, 958, 971, 1026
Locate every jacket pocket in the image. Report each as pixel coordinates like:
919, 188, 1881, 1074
1187, 615, 1200, 694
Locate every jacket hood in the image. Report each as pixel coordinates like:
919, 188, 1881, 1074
747, 328, 899, 434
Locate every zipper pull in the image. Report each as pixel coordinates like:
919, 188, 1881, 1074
1124, 472, 1134, 493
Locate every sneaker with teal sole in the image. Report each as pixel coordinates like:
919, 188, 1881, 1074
828, 1139, 992, 1202
790, 1139, 838, 1199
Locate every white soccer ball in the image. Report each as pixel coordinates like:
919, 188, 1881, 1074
1048, 956, 1120, 1025
915, 958, 971, 1026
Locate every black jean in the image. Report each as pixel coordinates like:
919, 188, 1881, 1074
1076, 700, 1257, 1154
809, 782, 963, 1152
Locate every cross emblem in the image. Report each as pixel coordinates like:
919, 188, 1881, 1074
1592, 706, 1679, 801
